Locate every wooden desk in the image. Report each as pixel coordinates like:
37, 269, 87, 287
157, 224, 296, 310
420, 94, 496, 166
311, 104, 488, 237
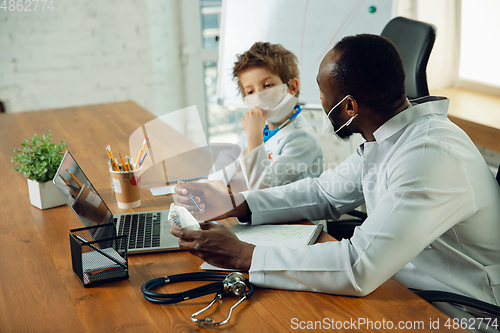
433, 87, 500, 152
0, 101, 465, 332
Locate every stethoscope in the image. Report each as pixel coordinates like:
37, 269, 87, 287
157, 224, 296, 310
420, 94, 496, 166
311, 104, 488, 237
141, 272, 254, 327
263, 104, 302, 142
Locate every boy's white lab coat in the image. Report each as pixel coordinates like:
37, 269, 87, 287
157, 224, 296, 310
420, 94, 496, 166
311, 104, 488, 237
209, 114, 323, 190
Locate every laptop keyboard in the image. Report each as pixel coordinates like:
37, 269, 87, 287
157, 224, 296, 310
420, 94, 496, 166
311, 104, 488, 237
115, 212, 162, 251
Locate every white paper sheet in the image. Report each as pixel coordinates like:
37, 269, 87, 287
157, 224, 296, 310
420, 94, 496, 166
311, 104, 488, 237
149, 185, 176, 196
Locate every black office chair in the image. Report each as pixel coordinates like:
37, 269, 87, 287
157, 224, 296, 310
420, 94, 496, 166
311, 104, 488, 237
412, 164, 500, 322
326, 209, 366, 240
328, 17, 499, 318
381, 16, 436, 100
413, 290, 500, 322
327, 17, 437, 241
329, 164, 500, 321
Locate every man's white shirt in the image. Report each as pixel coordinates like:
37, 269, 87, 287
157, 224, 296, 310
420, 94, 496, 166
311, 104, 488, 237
242, 96, 500, 305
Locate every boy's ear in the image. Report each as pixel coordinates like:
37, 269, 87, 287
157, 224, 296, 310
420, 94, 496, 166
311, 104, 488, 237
288, 78, 299, 96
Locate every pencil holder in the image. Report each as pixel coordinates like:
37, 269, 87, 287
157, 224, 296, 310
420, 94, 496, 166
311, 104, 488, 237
110, 164, 142, 209
69, 223, 129, 287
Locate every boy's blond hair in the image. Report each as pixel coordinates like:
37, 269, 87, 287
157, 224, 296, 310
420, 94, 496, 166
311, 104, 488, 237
233, 42, 300, 97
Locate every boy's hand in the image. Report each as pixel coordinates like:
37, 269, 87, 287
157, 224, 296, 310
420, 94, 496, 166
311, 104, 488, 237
242, 107, 266, 152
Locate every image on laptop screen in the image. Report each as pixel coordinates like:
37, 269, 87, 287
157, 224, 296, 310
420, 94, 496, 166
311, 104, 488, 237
54, 151, 113, 228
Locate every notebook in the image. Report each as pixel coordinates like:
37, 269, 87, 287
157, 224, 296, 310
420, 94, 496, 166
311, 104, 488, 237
200, 223, 323, 271
53, 151, 179, 254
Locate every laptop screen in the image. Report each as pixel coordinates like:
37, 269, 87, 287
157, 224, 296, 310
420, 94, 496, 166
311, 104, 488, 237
53, 151, 113, 228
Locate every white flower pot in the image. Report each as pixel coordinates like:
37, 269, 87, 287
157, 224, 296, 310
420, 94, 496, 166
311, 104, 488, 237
27, 178, 67, 210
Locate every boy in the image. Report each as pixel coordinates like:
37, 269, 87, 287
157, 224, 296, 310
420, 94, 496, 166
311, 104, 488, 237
209, 42, 323, 190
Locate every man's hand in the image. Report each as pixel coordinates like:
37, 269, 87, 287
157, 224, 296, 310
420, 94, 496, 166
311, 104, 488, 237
170, 223, 255, 271
242, 107, 266, 152
174, 181, 249, 221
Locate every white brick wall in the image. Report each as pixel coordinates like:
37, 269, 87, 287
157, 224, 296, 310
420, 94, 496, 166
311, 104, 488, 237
0, 0, 185, 116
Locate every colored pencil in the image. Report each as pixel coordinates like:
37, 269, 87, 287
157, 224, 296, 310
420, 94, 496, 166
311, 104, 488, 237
67, 170, 83, 188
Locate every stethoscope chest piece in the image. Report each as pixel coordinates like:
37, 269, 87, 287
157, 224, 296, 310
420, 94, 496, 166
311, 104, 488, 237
224, 272, 248, 296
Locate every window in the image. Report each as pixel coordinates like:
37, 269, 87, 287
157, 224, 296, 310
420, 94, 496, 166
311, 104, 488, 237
200, 1, 221, 49
199, 0, 243, 144
459, 0, 500, 89
205, 60, 244, 144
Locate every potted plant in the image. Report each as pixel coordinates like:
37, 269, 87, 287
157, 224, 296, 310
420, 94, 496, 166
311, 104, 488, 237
12, 130, 68, 209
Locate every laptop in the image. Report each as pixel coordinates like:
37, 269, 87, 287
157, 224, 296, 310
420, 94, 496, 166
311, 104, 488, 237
53, 151, 179, 254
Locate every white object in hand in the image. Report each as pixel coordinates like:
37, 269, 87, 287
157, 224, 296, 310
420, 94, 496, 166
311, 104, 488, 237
168, 203, 201, 230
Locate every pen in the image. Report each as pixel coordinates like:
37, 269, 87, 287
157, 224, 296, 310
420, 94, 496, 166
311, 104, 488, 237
60, 175, 80, 191
140, 138, 148, 151
134, 138, 147, 170
119, 154, 128, 171
167, 176, 208, 184
60, 175, 71, 186
73, 234, 127, 269
109, 157, 117, 172
115, 158, 121, 171
187, 190, 203, 212
106, 145, 119, 171
126, 156, 132, 172
69, 188, 79, 198
67, 170, 83, 188
138, 152, 147, 168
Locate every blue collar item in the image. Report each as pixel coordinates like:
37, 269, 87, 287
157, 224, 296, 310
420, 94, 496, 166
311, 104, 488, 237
263, 105, 302, 143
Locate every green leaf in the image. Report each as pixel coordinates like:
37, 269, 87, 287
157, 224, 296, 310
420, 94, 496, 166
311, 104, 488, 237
11, 130, 67, 182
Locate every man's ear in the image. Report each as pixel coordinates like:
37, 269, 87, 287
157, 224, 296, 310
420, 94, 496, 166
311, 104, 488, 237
288, 78, 300, 96
346, 96, 358, 116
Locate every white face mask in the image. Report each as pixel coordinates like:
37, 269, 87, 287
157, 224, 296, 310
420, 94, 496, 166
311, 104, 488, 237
244, 84, 298, 123
321, 95, 357, 136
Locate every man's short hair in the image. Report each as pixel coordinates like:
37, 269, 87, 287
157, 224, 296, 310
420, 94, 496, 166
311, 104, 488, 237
332, 34, 406, 114
233, 42, 300, 97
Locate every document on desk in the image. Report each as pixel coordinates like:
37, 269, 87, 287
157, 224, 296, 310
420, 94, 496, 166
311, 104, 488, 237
149, 185, 176, 196
200, 224, 323, 271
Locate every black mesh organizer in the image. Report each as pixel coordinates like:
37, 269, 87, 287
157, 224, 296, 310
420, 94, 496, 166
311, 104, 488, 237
69, 223, 129, 287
